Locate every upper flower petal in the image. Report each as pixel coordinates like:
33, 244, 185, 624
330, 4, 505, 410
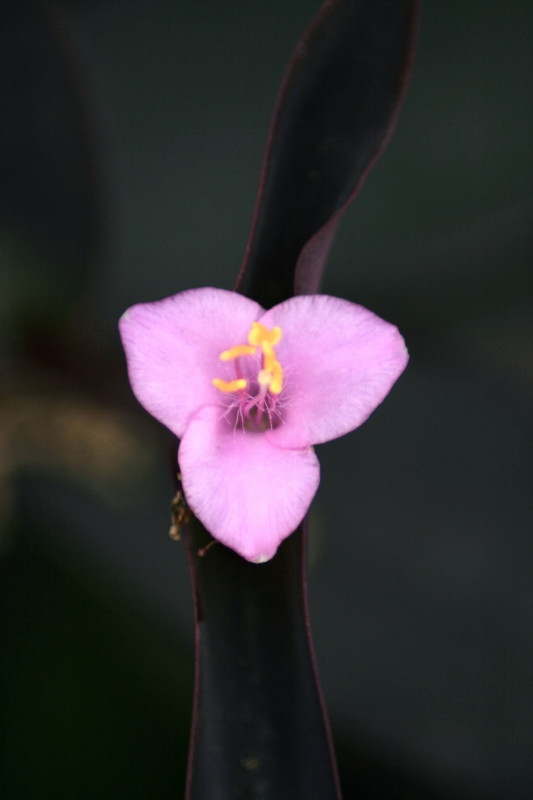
119, 288, 262, 437
260, 294, 408, 448
178, 405, 320, 562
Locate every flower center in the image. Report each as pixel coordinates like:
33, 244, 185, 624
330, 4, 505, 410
212, 322, 283, 430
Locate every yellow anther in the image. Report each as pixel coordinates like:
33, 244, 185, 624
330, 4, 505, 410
262, 342, 276, 372
248, 322, 282, 347
257, 346, 283, 395
212, 377, 247, 393
269, 360, 283, 395
270, 326, 282, 345
220, 344, 256, 361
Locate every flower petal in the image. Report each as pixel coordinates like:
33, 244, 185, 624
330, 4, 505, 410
119, 288, 262, 437
260, 294, 408, 448
178, 405, 320, 562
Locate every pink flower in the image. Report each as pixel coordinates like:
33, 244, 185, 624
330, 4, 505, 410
119, 288, 408, 563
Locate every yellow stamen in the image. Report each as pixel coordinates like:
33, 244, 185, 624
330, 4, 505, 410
248, 322, 282, 347
213, 321, 283, 399
212, 377, 247, 393
262, 342, 276, 372
220, 344, 256, 361
269, 360, 283, 395
261, 342, 283, 393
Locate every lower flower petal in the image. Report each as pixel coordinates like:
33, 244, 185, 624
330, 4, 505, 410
178, 405, 320, 562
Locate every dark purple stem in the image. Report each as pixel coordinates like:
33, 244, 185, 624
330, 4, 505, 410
184, 2, 419, 797
184, 522, 342, 799
236, 0, 420, 306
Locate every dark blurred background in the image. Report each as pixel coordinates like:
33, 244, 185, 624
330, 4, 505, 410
1, 1, 531, 798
